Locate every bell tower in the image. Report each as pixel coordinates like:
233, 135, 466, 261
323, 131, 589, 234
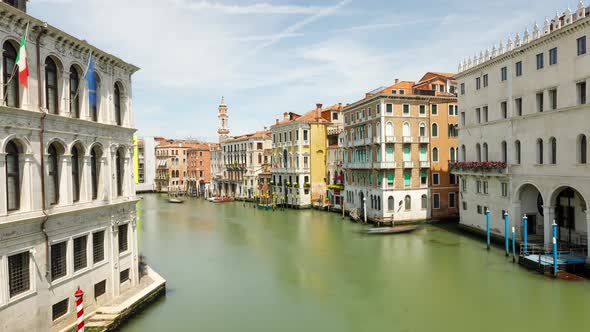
217, 96, 229, 143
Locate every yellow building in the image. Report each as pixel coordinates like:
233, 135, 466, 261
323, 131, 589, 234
270, 104, 341, 208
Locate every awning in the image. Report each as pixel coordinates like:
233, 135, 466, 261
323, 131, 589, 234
158, 159, 167, 167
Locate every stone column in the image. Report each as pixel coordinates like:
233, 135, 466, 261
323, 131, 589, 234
83, 155, 92, 202
0, 154, 7, 216
61, 154, 73, 206
512, 201, 522, 239
100, 156, 109, 202
62, 70, 70, 118
110, 147, 117, 201
544, 205, 555, 247
22, 153, 35, 211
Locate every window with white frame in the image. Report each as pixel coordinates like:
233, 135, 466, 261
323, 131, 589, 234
449, 192, 456, 208
73, 235, 88, 272
118, 224, 128, 253
433, 193, 440, 209
8, 251, 31, 298
51, 241, 67, 281
432, 173, 440, 185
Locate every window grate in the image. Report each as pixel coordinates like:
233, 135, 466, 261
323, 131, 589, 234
93, 231, 105, 264
51, 242, 67, 280
52, 299, 68, 321
94, 280, 106, 299
118, 224, 128, 253
73, 236, 87, 272
8, 252, 30, 298
120, 268, 130, 284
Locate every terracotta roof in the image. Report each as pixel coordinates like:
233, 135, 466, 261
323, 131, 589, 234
226, 130, 271, 142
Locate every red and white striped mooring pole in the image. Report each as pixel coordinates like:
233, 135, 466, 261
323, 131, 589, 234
75, 287, 85, 332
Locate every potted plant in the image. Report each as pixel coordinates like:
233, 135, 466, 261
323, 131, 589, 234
293, 182, 298, 187
304, 182, 311, 188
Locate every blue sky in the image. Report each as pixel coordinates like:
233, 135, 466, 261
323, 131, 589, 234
32, 0, 567, 141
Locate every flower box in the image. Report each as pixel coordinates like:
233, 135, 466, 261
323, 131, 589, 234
449, 161, 507, 172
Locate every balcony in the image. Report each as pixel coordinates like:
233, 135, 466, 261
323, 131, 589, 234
363, 137, 372, 145
345, 162, 371, 169
403, 161, 414, 168
419, 136, 429, 143
420, 161, 430, 168
385, 136, 397, 143
302, 140, 310, 145
374, 136, 382, 144
403, 136, 413, 143
373, 161, 397, 169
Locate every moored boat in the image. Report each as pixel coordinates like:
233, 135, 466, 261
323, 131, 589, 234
361, 225, 418, 235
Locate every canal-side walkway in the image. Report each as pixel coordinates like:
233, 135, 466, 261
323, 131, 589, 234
58, 266, 166, 332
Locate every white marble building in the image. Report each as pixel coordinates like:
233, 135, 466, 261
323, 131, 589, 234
455, 2, 590, 259
0, 2, 141, 331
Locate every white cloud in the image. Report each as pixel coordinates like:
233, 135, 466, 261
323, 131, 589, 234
332, 17, 442, 33
171, 0, 329, 15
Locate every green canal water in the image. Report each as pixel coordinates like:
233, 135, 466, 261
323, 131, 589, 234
124, 194, 590, 332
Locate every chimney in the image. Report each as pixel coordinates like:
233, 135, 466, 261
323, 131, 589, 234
315, 103, 323, 121
395, 78, 399, 84
283, 112, 288, 120
275, 118, 279, 125
338, 102, 342, 109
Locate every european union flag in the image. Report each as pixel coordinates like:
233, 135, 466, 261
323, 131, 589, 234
85, 54, 97, 108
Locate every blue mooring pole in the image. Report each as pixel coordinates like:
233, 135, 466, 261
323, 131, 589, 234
504, 212, 509, 256
523, 214, 528, 255
552, 221, 558, 278
512, 226, 516, 263
485, 208, 490, 250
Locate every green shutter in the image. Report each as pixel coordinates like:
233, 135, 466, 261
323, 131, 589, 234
387, 173, 394, 183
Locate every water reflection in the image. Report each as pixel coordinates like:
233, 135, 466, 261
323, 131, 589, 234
125, 194, 590, 332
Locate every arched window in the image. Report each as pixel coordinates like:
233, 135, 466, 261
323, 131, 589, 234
421, 194, 427, 209
578, 134, 587, 164
432, 147, 439, 162
5, 141, 20, 211
3, 41, 19, 107
404, 195, 411, 211
386, 121, 394, 136
419, 123, 426, 137
91, 146, 100, 200
71, 146, 81, 202
45, 58, 59, 114
431, 123, 438, 137
501, 141, 507, 163
482, 143, 488, 161
461, 145, 466, 162
537, 139, 544, 164
48, 143, 60, 205
549, 137, 557, 164
450, 147, 456, 162
70, 66, 80, 118
515, 140, 521, 164
476, 143, 481, 162
114, 83, 122, 126
388, 196, 394, 211
403, 122, 410, 137
116, 148, 124, 196
90, 73, 100, 122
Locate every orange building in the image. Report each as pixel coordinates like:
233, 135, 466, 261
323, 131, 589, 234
155, 140, 215, 193
187, 143, 216, 196
342, 72, 458, 223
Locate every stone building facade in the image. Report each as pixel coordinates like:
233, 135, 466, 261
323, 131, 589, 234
187, 143, 215, 196
342, 73, 458, 223
270, 104, 341, 208
455, 3, 590, 259
0, 3, 141, 330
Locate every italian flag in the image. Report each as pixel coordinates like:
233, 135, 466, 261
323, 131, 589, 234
15, 25, 29, 88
